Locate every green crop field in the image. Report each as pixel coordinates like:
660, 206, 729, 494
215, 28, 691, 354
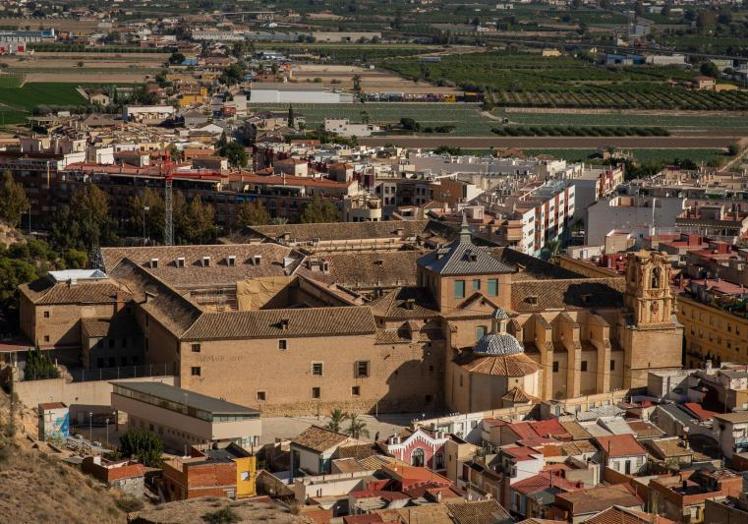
383, 52, 747, 110
0, 83, 87, 110
249, 102, 499, 136
494, 110, 748, 130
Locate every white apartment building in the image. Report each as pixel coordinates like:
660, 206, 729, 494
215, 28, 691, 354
501, 180, 575, 256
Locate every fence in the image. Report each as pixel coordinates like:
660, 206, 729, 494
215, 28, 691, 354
67, 362, 178, 382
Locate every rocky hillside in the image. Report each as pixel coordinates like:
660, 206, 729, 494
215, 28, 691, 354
0, 391, 127, 524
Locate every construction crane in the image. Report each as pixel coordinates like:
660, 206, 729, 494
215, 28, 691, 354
162, 150, 175, 245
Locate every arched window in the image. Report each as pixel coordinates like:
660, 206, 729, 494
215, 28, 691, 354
651, 267, 661, 289
411, 448, 425, 467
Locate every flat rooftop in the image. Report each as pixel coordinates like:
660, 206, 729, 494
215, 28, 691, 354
113, 381, 260, 417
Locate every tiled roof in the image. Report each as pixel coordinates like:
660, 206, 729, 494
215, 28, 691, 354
109, 258, 201, 337
559, 420, 593, 440
20, 278, 130, 305
80, 314, 139, 339
292, 425, 352, 453
555, 484, 643, 515
475, 333, 524, 356
560, 440, 597, 456
245, 219, 432, 243
369, 286, 440, 319
585, 506, 676, 524
511, 470, 582, 495
458, 351, 540, 377
644, 437, 692, 460
627, 420, 665, 439
511, 278, 625, 312
446, 499, 512, 524
297, 251, 421, 289
502, 386, 531, 403
417, 222, 515, 276
682, 402, 718, 422
182, 306, 376, 340
594, 434, 647, 458
100, 244, 300, 288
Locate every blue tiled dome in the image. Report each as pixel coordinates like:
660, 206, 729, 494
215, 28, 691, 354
474, 332, 524, 356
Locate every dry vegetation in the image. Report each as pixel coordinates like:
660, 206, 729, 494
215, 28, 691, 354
0, 391, 126, 524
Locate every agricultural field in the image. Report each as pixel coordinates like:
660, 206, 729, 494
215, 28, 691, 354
255, 43, 444, 63
523, 148, 727, 165
248, 102, 499, 136
0, 80, 88, 125
383, 52, 748, 110
494, 110, 748, 131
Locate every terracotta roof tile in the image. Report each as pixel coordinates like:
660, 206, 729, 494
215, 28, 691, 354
458, 352, 540, 377
446, 499, 512, 524
292, 425, 353, 454
246, 219, 432, 243
511, 278, 625, 312
555, 484, 644, 515
182, 306, 376, 340
594, 434, 647, 458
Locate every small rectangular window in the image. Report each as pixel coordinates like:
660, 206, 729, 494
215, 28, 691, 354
472, 279, 481, 291
278, 339, 288, 351
553, 361, 559, 373
43, 311, 50, 318
256, 391, 266, 401
191, 367, 201, 376
312, 362, 323, 376
191, 343, 201, 353
487, 279, 498, 297
454, 280, 466, 299
581, 361, 588, 372
44, 335, 50, 343
312, 387, 321, 399
176, 257, 185, 268
352, 386, 360, 397
356, 361, 370, 378
610, 360, 615, 371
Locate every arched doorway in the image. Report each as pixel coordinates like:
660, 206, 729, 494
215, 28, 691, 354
411, 448, 425, 467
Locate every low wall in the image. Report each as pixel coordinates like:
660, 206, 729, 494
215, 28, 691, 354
14, 375, 176, 420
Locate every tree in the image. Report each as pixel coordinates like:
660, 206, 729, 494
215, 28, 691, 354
300, 195, 339, 223
119, 428, 164, 467
236, 200, 270, 228
287, 104, 295, 128
696, 10, 716, 33
346, 413, 369, 439
0, 170, 29, 227
360, 110, 369, 124
129, 188, 165, 242
168, 52, 185, 65
326, 408, 346, 434
219, 141, 248, 168
23, 349, 59, 380
175, 195, 216, 244
700, 61, 720, 78
400, 118, 420, 132
51, 185, 113, 252
220, 64, 244, 86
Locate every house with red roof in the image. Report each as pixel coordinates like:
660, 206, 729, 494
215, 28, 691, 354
593, 434, 649, 475
509, 469, 584, 520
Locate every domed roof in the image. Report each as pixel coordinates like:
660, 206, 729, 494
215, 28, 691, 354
493, 308, 509, 320
474, 332, 524, 356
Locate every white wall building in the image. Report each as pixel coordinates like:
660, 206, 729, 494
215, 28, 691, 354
324, 118, 380, 137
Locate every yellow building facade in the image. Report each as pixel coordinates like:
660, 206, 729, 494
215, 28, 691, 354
678, 295, 748, 368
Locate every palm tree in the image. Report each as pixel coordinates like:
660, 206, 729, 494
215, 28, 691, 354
346, 413, 370, 439
326, 408, 346, 433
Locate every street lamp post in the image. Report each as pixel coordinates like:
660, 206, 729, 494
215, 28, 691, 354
89, 411, 93, 443
105, 418, 110, 449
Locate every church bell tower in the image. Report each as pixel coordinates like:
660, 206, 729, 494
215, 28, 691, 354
624, 251, 674, 326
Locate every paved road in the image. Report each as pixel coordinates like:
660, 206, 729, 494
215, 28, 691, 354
359, 135, 742, 149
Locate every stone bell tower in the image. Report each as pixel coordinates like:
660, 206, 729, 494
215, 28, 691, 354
621, 250, 682, 388
624, 250, 674, 326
